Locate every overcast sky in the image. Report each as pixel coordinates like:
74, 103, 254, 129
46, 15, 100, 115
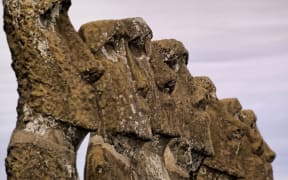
1, 0, 288, 179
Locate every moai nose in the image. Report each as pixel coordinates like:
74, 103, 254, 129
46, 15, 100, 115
263, 142, 276, 163
135, 76, 149, 98
125, 41, 149, 98
162, 80, 176, 94
265, 149, 276, 163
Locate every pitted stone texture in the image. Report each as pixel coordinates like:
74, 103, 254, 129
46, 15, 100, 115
79, 18, 154, 139
202, 98, 246, 179
4, 1, 275, 178
151, 40, 214, 156
238, 110, 275, 180
4, 0, 104, 129
4, 0, 103, 179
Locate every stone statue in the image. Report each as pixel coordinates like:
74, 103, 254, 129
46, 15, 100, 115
3, 1, 275, 179
79, 17, 157, 179
4, 0, 104, 179
238, 110, 275, 180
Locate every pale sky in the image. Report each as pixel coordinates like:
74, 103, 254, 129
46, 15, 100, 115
1, 1, 288, 179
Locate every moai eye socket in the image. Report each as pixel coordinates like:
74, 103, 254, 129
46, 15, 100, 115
165, 59, 178, 70
128, 38, 145, 57
162, 80, 176, 94
251, 122, 256, 129
104, 42, 115, 54
39, 3, 60, 29
183, 53, 189, 65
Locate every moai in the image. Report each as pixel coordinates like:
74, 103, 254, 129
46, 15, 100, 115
151, 40, 216, 179
151, 40, 214, 155
79, 18, 153, 140
238, 110, 275, 180
3, 0, 104, 179
80, 18, 175, 179
3, 0, 275, 178
198, 98, 247, 179
80, 22, 216, 180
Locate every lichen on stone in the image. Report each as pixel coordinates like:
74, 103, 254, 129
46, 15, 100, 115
4, 1, 275, 179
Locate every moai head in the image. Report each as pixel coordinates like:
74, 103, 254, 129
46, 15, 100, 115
149, 40, 179, 136
238, 110, 275, 179
151, 39, 215, 178
201, 98, 246, 179
80, 18, 159, 179
79, 17, 154, 139
3, 0, 106, 130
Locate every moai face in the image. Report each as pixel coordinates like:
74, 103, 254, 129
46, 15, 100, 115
81, 18, 181, 180
151, 40, 214, 178
238, 110, 275, 179
79, 18, 154, 139
149, 40, 178, 136
151, 40, 214, 151
201, 98, 246, 179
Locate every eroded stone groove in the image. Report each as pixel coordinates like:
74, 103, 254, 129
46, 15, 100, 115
4, 1, 275, 179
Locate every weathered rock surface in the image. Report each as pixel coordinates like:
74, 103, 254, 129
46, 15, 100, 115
4, 0, 103, 179
4, 1, 275, 180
